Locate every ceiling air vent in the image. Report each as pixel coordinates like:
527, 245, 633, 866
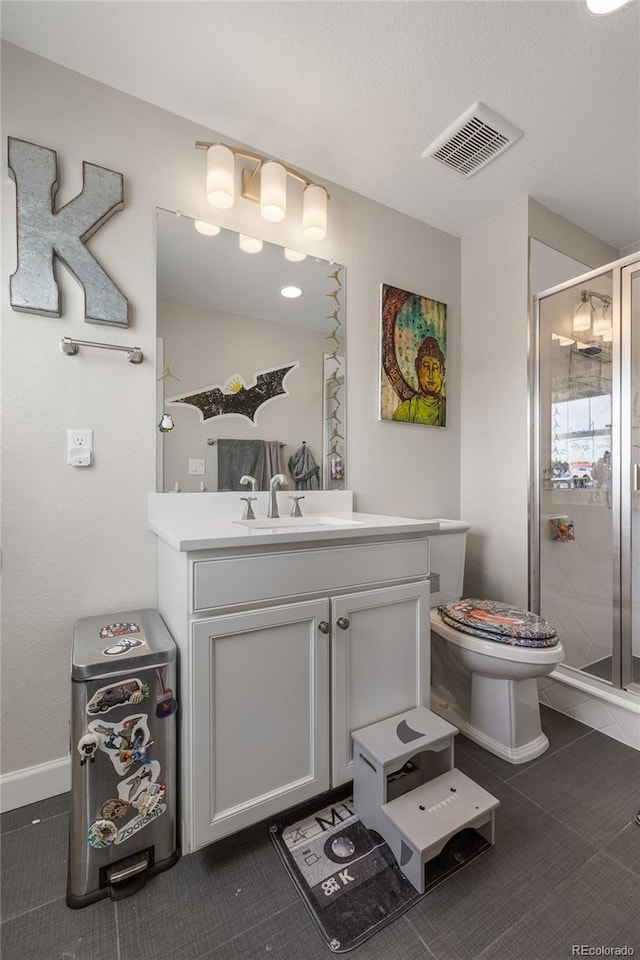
422, 102, 523, 178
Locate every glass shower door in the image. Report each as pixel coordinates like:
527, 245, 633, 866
622, 263, 640, 690
537, 271, 616, 684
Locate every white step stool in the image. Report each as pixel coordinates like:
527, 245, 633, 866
352, 706, 499, 893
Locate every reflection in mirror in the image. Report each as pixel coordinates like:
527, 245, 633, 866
155, 210, 345, 493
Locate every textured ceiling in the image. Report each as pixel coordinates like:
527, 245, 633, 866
2, 0, 639, 250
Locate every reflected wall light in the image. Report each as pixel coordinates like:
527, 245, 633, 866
572, 291, 592, 332
194, 220, 221, 236
573, 288, 612, 335
196, 141, 329, 239
239, 234, 263, 253
586, 0, 635, 13
284, 248, 307, 262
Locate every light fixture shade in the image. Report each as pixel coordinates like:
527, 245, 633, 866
239, 234, 263, 254
572, 300, 592, 332
194, 220, 221, 236
284, 248, 307, 262
260, 161, 287, 222
303, 184, 328, 239
586, 0, 634, 14
592, 305, 612, 336
206, 144, 235, 209
602, 328, 613, 342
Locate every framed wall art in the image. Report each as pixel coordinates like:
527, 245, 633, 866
379, 283, 447, 427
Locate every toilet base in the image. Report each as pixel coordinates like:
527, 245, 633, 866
431, 676, 550, 764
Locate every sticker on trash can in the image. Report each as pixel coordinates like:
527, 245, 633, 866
86, 678, 149, 715
155, 668, 178, 718
118, 760, 161, 803
87, 819, 118, 849
99, 798, 131, 820
88, 714, 153, 775
99, 622, 141, 639
115, 799, 166, 846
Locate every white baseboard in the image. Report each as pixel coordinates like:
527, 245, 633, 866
0, 756, 71, 813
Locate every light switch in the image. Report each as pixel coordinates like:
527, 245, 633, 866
189, 459, 205, 475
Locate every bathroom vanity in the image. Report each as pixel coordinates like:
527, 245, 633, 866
149, 492, 440, 854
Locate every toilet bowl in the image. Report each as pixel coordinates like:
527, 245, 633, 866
428, 521, 564, 764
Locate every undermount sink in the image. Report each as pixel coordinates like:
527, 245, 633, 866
233, 515, 365, 529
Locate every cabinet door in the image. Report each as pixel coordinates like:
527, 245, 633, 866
191, 599, 330, 849
331, 581, 431, 785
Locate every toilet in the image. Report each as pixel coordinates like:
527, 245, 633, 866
428, 520, 564, 764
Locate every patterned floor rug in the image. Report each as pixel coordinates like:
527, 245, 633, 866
269, 790, 491, 953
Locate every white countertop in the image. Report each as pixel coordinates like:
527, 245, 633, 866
149, 511, 442, 552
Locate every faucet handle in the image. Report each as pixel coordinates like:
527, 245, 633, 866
240, 496, 257, 520
289, 496, 305, 518
240, 475, 257, 491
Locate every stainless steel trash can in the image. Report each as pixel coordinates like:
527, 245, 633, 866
67, 609, 179, 908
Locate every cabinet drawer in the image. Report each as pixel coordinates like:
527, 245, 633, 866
192, 538, 429, 612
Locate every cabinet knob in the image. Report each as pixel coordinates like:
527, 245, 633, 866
336, 617, 350, 630
318, 621, 331, 634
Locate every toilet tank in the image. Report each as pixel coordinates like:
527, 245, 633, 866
428, 520, 470, 607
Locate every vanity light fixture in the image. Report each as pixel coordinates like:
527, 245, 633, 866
280, 285, 303, 299
196, 141, 329, 240
586, 0, 635, 13
572, 288, 612, 334
284, 249, 307, 262
239, 235, 263, 254
592, 303, 612, 337
572, 291, 592, 332
194, 220, 221, 236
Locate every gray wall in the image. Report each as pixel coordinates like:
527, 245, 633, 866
1, 42, 461, 787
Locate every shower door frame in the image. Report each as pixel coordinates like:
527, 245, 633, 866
530, 250, 640, 694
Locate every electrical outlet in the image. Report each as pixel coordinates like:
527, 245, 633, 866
67, 429, 93, 466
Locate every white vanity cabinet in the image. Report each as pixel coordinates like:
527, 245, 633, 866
191, 598, 331, 850
151, 504, 437, 854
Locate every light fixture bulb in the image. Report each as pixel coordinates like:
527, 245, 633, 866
303, 183, 328, 240
260, 161, 287, 222
284, 248, 307, 262
206, 144, 235, 209
194, 220, 221, 236
572, 298, 592, 332
239, 234, 263, 254
280, 286, 303, 299
586, 0, 635, 14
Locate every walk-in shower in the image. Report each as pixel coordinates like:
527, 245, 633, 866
532, 250, 640, 747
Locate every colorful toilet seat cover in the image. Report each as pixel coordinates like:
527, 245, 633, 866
437, 599, 558, 648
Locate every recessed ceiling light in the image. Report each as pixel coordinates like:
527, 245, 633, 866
284, 249, 307, 262
280, 286, 303, 299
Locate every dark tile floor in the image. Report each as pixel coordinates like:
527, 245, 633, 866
2, 705, 639, 960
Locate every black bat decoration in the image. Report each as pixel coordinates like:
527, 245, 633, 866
167, 363, 298, 423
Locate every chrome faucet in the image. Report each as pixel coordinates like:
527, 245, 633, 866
267, 474, 288, 518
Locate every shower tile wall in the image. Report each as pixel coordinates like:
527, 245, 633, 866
538, 675, 640, 749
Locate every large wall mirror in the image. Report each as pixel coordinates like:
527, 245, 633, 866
155, 209, 345, 493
